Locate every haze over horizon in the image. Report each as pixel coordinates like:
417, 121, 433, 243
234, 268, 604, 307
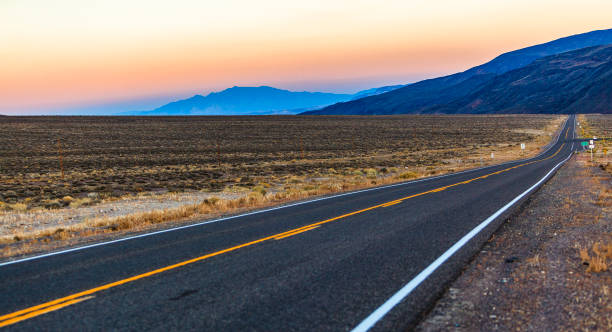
2, 0, 611, 115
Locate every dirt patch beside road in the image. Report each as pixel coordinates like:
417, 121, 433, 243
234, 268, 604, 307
416, 156, 611, 331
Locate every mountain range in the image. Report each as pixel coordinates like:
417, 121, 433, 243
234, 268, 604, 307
124, 84, 406, 116
305, 28, 612, 115
123, 29, 612, 116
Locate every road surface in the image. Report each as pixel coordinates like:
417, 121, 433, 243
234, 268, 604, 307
0, 115, 580, 331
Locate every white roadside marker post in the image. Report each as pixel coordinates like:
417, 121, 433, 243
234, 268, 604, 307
520, 143, 525, 156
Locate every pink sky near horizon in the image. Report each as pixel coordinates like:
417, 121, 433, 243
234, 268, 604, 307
1, 0, 611, 114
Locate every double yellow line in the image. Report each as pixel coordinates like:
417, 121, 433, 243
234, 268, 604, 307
0, 139, 569, 327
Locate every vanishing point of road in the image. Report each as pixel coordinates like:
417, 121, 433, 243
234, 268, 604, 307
0, 115, 580, 331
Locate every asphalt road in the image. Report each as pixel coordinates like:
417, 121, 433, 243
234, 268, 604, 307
0, 115, 580, 331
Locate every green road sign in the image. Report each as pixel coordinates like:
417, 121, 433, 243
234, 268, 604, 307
581, 141, 588, 146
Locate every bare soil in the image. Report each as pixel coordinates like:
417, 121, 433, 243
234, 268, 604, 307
0, 115, 560, 209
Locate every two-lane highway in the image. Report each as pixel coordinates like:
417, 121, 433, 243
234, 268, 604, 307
0, 115, 578, 331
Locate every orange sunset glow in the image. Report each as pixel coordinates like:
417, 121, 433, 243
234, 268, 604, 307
1, 0, 611, 114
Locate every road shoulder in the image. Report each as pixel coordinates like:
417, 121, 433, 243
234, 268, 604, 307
416, 156, 612, 331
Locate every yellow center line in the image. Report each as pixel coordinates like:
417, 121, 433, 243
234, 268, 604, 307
0, 141, 568, 327
0, 296, 94, 328
274, 226, 320, 240
381, 200, 402, 207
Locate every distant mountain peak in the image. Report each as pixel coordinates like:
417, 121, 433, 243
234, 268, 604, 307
124, 86, 353, 116
118, 84, 410, 116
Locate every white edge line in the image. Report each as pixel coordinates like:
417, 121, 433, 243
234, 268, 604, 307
351, 136, 574, 332
0, 117, 571, 268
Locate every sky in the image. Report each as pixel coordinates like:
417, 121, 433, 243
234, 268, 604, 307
1, 0, 611, 115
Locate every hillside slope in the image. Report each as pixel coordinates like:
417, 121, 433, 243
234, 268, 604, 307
306, 28, 612, 115
428, 45, 612, 114
349, 84, 407, 100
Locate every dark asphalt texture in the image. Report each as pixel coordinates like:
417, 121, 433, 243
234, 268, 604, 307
0, 116, 579, 331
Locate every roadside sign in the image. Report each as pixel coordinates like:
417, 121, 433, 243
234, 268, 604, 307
520, 143, 525, 150
589, 140, 594, 144
581, 141, 588, 146
490, 152, 494, 159
589, 144, 595, 149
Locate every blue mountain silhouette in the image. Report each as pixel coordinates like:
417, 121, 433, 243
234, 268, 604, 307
128, 86, 352, 115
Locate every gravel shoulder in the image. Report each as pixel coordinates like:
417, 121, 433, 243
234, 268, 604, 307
416, 155, 612, 331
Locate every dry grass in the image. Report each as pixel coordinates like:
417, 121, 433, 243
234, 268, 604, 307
526, 254, 542, 268
397, 171, 419, 180
594, 188, 612, 207
0, 202, 28, 212
579, 242, 612, 273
